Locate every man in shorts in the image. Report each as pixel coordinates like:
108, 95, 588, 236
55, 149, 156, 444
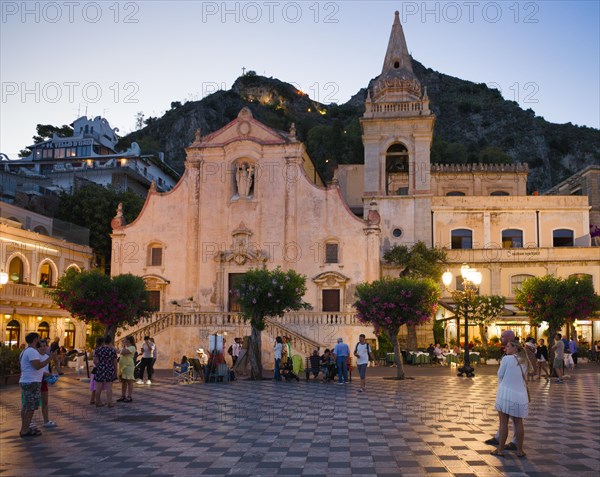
553, 333, 565, 383
19, 332, 55, 437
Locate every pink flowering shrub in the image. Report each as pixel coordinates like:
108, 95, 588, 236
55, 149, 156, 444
50, 268, 151, 336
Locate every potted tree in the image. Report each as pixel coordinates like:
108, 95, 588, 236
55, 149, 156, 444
0, 347, 22, 385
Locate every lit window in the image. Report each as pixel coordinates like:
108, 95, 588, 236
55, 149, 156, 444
502, 229, 523, 248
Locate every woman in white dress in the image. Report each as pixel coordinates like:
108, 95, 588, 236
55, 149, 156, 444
492, 341, 530, 457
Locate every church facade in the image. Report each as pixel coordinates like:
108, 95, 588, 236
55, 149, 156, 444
111, 12, 599, 367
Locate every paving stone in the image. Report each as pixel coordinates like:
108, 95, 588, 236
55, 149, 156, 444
1, 365, 598, 477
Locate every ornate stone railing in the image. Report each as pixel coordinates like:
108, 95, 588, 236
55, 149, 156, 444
364, 100, 430, 117
0, 283, 56, 307
264, 317, 324, 356
118, 311, 363, 356
269, 311, 361, 326
431, 163, 528, 173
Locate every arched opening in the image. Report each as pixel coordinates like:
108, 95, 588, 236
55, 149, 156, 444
451, 229, 473, 249
502, 229, 523, 248
385, 143, 409, 195
553, 229, 574, 247
490, 191, 510, 196
5, 320, 20, 348
8, 257, 24, 284
64, 322, 76, 348
39, 261, 54, 287
33, 225, 49, 235
446, 191, 466, 196
511, 274, 535, 296
38, 321, 50, 339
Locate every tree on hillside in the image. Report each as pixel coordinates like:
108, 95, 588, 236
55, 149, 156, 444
516, 275, 599, 373
235, 267, 310, 380
355, 277, 440, 379
383, 242, 446, 350
18, 124, 75, 157
56, 184, 144, 271
51, 268, 151, 339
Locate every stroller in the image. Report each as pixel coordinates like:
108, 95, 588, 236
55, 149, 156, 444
280, 358, 300, 382
133, 355, 142, 380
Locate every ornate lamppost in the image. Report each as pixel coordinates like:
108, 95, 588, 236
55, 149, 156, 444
442, 264, 482, 378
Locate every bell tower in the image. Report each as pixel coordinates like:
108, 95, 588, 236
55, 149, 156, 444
361, 11, 435, 199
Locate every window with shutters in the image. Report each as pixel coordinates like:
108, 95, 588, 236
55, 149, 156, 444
325, 243, 339, 264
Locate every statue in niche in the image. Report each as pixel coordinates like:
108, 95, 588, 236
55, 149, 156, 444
235, 163, 254, 199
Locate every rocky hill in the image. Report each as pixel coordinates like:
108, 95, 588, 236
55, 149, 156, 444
120, 63, 600, 192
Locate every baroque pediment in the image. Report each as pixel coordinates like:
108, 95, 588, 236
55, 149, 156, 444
195, 107, 289, 148
312, 271, 350, 286
215, 222, 268, 265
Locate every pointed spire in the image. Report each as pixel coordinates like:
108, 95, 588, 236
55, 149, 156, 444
381, 11, 414, 77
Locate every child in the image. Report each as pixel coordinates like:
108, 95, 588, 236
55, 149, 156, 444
89, 337, 105, 405
31, 339, 57, 429
175, 356, 190, 373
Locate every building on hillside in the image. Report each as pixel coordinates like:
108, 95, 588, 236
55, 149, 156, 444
545, 165, 600, 232
110, 12, 600, 367
0, 116, 180, 202
0, 202, 94, 349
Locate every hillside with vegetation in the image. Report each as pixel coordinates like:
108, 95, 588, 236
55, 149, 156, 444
120, 63, 600, 192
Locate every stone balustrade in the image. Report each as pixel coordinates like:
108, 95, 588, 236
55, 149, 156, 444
1, 283, 55, 305
364, 100, 430, 118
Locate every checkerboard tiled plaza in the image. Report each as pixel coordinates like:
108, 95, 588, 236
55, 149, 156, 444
1, 364, 599, 477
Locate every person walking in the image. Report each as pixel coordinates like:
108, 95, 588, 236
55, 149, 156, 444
137, 336, 155, 385
273, 336, 283, 381
232, 338, 242, 366
117, 336, 136, 403
354, 334, 373, 392
332, 338, 350, 385
536, 339, 550, 379
553, 333, 565, 383
569, 336, 578, 368
524, 338, 537, 381
491, 341, 530, 457
93, 336, 118, 407
19, 332, 55, 437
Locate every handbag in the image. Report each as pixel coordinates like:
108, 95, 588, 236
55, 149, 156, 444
516, 356, 531, 403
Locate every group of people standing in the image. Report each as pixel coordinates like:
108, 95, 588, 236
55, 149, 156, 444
276, 335, 374, 392
90, 335, 156, 407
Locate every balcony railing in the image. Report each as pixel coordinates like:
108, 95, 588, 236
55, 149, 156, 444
1, 283, 55, 305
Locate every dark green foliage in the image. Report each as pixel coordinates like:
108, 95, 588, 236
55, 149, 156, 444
383, 241, 447, 281
32, 124, 74, 144
0, 347, 22, 377
433, 319, 445, 346
56, 184, 144, 269
235, 267, 310, 329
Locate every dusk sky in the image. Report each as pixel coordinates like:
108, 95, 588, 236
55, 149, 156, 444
1, 1, 598, 158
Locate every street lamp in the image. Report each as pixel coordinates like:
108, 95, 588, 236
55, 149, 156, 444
442, 264, 482, 378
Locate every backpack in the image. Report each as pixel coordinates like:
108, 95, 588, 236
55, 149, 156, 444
354, 342, 371, 354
